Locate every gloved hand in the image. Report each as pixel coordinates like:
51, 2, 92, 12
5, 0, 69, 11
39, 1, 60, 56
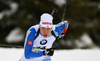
56, 20, 68, 29
57, 34, 65, 39
43, 48, 54, 56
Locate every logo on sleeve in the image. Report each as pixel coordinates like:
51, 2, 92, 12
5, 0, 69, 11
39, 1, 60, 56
28, 40, 33, 45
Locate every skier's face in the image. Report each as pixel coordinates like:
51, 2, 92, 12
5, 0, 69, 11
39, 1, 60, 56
40, 27, 52, 38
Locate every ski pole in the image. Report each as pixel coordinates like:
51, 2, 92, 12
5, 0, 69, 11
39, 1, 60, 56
61, 0, 67, 22
0, 44, 24, 48
51, 8, 58, 16
57, 0, 68, 40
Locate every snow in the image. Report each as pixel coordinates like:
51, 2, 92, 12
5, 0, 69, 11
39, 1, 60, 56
59, 33, 98, 48
0, 48, 100, 61
98, 4, 100, 9
0, 12, 4, 20
0, 2, 18, 20
52, 49, 100, 61
75, 33, 98, 48
80, 33, 93, 45
54, 0, 66, 7
5, 27, 24, 43
9, 2, 18, 14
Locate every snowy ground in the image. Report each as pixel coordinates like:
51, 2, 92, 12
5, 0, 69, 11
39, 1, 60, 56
0, 48, 100, 61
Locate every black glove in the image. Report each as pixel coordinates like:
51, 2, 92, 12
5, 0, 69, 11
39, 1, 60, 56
58, 34, 64, 39
56, 33, 65, 40
43, 48, 54, 56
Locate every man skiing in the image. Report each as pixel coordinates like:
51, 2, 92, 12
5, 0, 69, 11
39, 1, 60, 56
20, 13, 68, 61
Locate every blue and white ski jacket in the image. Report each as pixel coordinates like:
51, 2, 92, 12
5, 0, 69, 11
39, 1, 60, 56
20, 21, 68, 61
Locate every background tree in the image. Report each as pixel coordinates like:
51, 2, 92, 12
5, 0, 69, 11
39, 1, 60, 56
0, 0, 100, 49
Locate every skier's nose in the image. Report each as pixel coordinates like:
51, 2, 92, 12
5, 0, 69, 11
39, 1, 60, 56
44, 29, 48, 34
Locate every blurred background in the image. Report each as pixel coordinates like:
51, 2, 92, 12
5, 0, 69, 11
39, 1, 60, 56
0, 0, 100, 49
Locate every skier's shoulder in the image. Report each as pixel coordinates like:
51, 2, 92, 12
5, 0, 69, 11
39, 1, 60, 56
28, 24, 39, 32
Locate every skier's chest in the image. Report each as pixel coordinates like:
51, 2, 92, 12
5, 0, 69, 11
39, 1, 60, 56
33, 34, 56, 48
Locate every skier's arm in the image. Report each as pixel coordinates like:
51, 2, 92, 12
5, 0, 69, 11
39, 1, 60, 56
55, 21, 68, 36
24, 28, 44, 59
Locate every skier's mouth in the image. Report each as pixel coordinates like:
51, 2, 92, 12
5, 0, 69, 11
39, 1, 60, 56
43, 35, 48, 37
